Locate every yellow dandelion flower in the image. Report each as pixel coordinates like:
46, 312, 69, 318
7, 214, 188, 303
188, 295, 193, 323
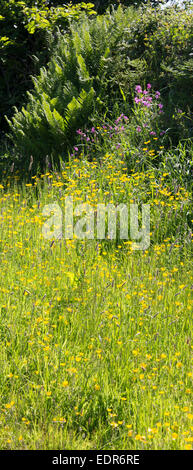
94, 384, 100, 391
62, 380, 69, 388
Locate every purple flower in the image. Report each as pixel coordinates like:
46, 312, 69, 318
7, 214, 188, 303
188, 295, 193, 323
150, 131, 156, 136
134, 97, 141, 104
74, 146, 79, 152
160, 131, 166, 136
136, 126, 142, 132
76, 129, 83, 135
147, 83, 151, 89
155, 91, 160, 99
135, 85, 142, 94
91, 127, 96, 133
115, 114, 125, 125
158, 103, 163, 109
142, 100, 151, 107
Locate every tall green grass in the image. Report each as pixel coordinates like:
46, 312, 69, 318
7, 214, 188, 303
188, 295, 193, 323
0, 116, 192, 449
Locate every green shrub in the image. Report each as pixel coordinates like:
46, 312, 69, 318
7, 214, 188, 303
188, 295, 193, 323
7, 6, 144, 166
7, 3, 193, 168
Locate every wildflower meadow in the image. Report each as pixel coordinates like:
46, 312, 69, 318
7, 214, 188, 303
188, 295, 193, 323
0, 0, 192, 453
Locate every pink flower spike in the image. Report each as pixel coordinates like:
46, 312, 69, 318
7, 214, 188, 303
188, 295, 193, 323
147, 83, 151, 89
135, 85, 142, 94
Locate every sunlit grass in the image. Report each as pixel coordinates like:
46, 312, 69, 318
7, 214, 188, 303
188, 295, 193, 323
0, 140, 192, 450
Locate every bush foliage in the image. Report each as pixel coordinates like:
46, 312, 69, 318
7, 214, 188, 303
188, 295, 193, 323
7, 3, 193, 167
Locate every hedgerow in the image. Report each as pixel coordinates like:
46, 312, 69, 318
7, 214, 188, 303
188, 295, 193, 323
6, 3, 193, 168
